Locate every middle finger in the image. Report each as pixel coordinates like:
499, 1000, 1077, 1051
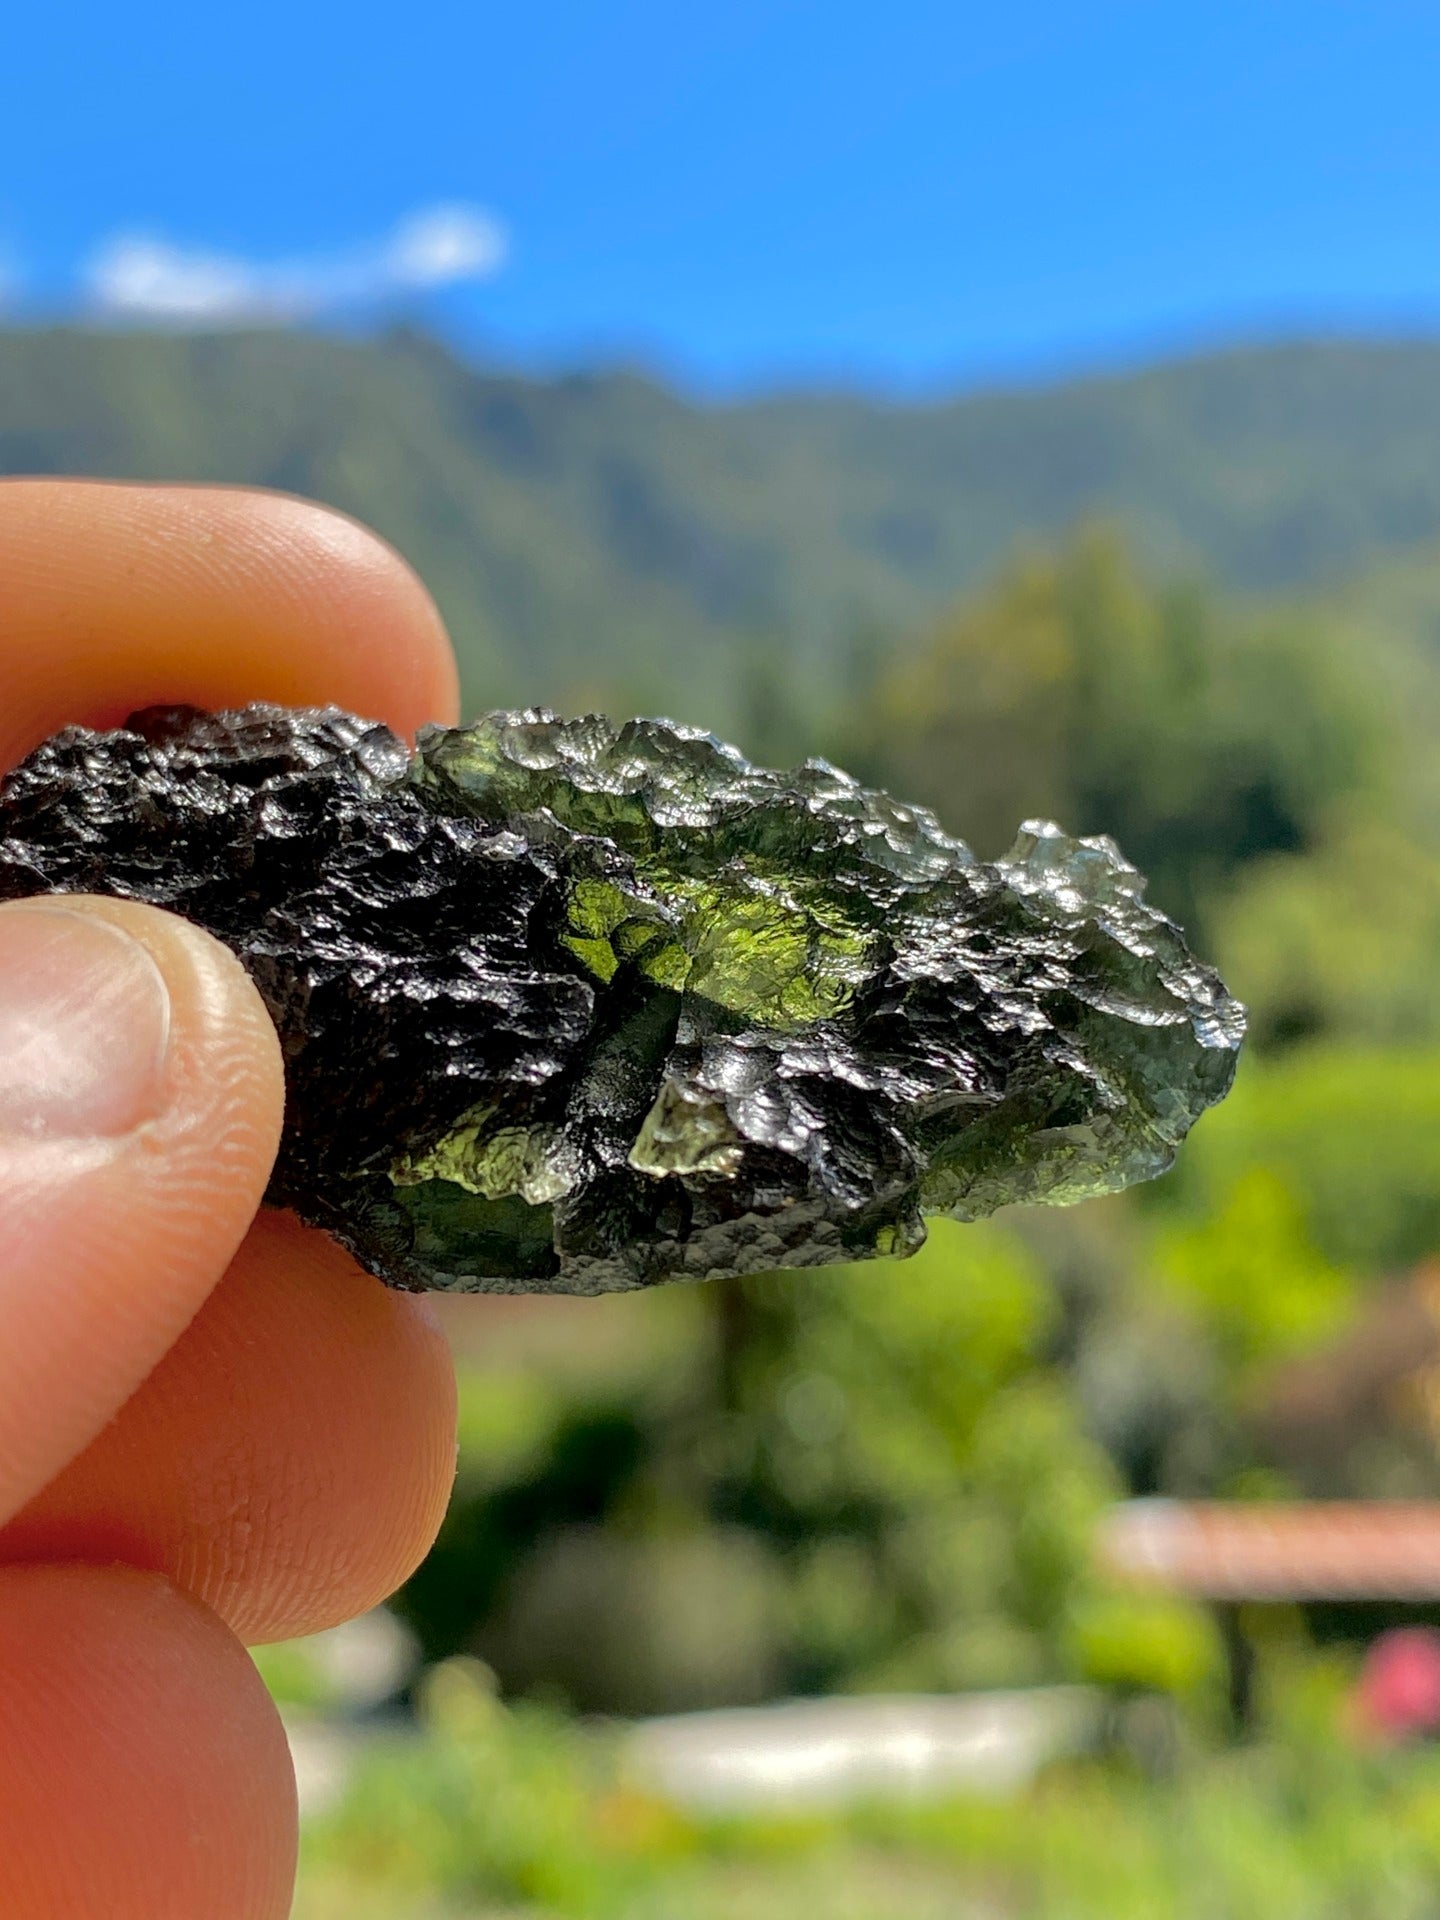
0, 1210, 457, 1643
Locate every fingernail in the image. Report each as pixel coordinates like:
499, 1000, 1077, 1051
0, 907, 172, 1140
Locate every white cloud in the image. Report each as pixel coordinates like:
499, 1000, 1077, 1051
387, 206, 505, 287
85, 203, 507, 324
88, 240, 269, 322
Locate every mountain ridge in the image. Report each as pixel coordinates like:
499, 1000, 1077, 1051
6, 326, 1440, 726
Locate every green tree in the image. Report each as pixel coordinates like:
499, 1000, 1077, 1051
1210, 818, 1440, 1049
848, 531, 1386, 930
398, 1221, 1120, 1710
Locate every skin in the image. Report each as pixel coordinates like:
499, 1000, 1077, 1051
0, 481, 463, 1918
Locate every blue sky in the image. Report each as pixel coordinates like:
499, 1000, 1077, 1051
3, 1, 1439, 389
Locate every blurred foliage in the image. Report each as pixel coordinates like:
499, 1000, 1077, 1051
1211, 820, 1440, 1049
396, 1223, 1127, 1713
845, 530, 1387, 926
1152, 1167, 1357, 1382
252, 1638, 347, 1715
1066, 1589, 1224, 1703
302, 1659, 655, 1918
295, 1649, 1440, 1920
1162, 1046, 1440, 1272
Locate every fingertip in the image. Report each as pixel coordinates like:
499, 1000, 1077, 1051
5, 1210, 460, 1644
0, 479, 460, 770
0, 1564, 296, 1920
163, 486, 462, 737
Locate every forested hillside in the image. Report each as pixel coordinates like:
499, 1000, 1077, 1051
8, 327, 1440, 727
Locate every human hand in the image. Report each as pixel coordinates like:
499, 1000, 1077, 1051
0, 482, 461, 1918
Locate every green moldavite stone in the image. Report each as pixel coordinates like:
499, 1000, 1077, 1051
0, 704, 1244, 1293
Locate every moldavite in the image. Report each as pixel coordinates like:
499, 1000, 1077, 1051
0, 704, 1243, 1294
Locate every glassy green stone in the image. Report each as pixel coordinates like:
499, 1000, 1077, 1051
0, 704, 1244, 1293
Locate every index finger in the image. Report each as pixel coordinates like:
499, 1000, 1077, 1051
0, 479, 460, 772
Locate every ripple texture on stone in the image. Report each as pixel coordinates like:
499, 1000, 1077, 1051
0, 704, 1245, 1292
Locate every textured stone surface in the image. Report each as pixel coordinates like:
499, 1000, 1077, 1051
0, 704, 1244, 1293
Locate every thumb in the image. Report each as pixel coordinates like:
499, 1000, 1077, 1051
0, 896, 284, 1526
